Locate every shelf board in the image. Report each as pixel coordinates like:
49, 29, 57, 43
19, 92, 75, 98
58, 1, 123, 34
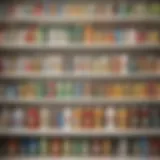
0, 73, 159, 80
0, 129, 159, 137
1, 157, 160, 160
0, 98, 159, 105
0, 43, 159, 51
0, 15, 160, 24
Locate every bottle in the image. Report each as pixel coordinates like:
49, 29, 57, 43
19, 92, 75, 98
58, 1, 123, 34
20, 139, 29, 156
82, 107, 94, 129
56, 110, 64, 129
40, 107, 50, 129
129, 106, 139, 128
63, 107, 72, 131
84, 25, 93, 44
46, 81, 55, 98
95, 107, 104, 129
12, 107, 24, 129
117, 139, 128, 156
27, 108, 40, 129
116, 107, 128, 129
81, 139, 90, 156
51, 139, 62, 156
28, 138, 39, 156
8, 139, 18, 156
72, 139, 83, 156
105, 107, 116, 129
103, 140, 112, 156
0, 108, 10, 128
63, 139, 71, 156
72, 107, 82, 129
150, 107, 160, 128
40, 138, 48, 156
140, 106, 149, 128
139, 138, 149, 157
91, 140, 102, 156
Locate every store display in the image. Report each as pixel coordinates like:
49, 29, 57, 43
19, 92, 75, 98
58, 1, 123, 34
0, 54, 159, 74
0, 106, 159, 130
0, 0, 159, 160
0, 137, 160, 157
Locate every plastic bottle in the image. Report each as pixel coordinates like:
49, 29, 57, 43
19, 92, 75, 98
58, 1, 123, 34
51, 139, 62, 156
117, 139, 128, 156
12, 107, 24, 128
40, 138, 48, 156
95, 107, 104, 129
0, 108, 10, 128
84, 25, 93, 44
40, 107, 50, 129
105, 107, 116, 129
103, 140, 112, 156
27, 108, 40, 129
81, 139, 89, 156
28, 138, 39, 156
91, 140, 102, 156
63, 107, 72, 131
63, 139, 71, 156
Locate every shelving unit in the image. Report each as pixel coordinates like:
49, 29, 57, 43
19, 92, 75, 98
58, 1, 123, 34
0, 0, 160, 159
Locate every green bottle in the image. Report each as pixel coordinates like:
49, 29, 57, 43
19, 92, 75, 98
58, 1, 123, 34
40, 138, 48, 156
72, 140, 83, 156
63, 139, 71, 156
36, 82, 45, 98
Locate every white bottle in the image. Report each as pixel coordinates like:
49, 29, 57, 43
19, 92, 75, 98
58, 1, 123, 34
40, 107, 50, 129
105, 107, 116, 129
63, 107, 72, 131
12, 108, 24, 128
117, 139, 128, 157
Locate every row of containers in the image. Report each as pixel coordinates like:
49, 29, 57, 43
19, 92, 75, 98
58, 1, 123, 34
0, 54, 160, 74
0, 81, 159, 99
0, 137, 160, 157
0, 26, 160, 44
0, 106, 159, 129
1, 0, 160, 17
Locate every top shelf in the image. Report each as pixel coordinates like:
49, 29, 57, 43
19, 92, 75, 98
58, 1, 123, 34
0, 16, 160, 24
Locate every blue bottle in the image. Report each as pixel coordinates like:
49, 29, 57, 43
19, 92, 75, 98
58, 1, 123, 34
56, 110, 64, 128
28, 138, 39, 156
20, 139, 29, 156
139, 138, 149, 157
